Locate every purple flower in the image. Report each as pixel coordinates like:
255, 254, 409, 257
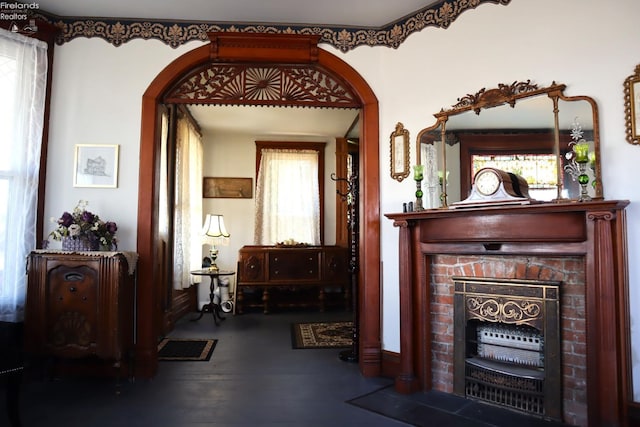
81, 210, 95, 224
58, 212, 74, 227
105, 221, 118, 234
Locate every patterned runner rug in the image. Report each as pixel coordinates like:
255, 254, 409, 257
158, 338, 217, 361
291, 321, 353, 349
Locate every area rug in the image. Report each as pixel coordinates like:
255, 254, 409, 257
291, 321, 353, 349
157, 338, 217, 361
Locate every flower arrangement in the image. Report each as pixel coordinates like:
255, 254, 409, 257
49, 200, 118, 251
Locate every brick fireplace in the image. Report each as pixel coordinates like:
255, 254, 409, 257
437, 256, 580, 423
386, 201, 630, 427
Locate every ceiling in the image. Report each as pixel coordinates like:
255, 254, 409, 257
33, 0, 441, 28
188, 105, 360, 140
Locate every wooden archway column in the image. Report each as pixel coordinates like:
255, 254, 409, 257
136, 33, 381, 378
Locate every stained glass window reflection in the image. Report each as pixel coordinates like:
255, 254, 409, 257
472, 154, 558, 201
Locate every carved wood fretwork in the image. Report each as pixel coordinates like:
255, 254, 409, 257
51, 311, 92, 349
449, 80, 543, 114
435, 80, 566, 118
164, 63, 359, 108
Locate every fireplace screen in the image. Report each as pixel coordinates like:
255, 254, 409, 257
453, 277, 561, 421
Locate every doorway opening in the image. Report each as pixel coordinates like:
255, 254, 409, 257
136, 33, 381, 379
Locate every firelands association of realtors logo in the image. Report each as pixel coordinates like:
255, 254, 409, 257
1, 1, 40, 34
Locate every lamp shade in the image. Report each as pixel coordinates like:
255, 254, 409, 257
202, 214, 230, 238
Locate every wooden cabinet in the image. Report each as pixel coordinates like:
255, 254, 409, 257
24, 251, 136, 376
269, 250, 320, 281
236, 246, 349, 314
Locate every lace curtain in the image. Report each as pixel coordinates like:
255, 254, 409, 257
254, 149, 320, 245
158, 111, 169, 242
0, 29, 48, 322
173, 115, 203, 289
421, 143, 439, 209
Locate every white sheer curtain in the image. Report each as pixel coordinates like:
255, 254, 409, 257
421, 143, 439, 209
173, 115, 203, 289
254, 149, 320, 245
158, 111, 169, 242
0, 29, 48, 322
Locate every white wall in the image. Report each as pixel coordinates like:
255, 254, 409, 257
45, 39, 204, 251
45, 0, 640, 400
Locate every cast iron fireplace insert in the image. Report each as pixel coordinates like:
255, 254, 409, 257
453, 276, 561, 421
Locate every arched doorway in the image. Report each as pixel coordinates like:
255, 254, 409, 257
136, 33, 381, 378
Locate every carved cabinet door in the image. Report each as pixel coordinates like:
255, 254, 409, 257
46, 264, 99, 356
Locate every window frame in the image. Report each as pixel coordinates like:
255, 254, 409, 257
255, 141, 325, 245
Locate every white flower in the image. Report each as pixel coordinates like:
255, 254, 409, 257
68, 224, 81, 237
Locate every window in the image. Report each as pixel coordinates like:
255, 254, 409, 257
254, 142, 325, 245
0, 29, 48, 322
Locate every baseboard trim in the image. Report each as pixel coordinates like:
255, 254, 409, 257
380, 349, 400, 380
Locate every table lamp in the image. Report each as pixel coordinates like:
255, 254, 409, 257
202, 214, 230, 271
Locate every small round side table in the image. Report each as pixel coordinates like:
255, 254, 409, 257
189, 269, 235, 325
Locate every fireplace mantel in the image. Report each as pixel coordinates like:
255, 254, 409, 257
385, 200, 630, 427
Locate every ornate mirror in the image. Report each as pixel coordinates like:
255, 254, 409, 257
624, 64, 640, 145
417, 81, 602, 206
390, 122, 410, 182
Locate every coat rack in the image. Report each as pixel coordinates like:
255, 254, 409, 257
331, 171, 359, 362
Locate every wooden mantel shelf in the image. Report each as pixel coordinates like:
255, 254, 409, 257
386, 199, 630, 222
385, 200, 631, 427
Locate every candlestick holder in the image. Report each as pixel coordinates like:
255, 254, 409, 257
415, 178, 424, 211
413, 165, 424, 211
437, 170, 449, 208
577, 161, 591, 202
563, 118, 593, 202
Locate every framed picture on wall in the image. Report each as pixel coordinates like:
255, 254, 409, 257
203, 177, 253, 198
390, 122, 410, 182
624, 64, 640, 145
73, 144, 120, 188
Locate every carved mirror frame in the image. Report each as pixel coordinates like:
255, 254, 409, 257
624, 64, 640, 145
390, 122, 410, 182
417, 80, 603, 205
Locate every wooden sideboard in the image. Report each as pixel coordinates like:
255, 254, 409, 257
236, 245, 350, 314
24, 251, 137, 377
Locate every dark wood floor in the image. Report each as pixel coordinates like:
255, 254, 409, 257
3, 308, 572, 426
